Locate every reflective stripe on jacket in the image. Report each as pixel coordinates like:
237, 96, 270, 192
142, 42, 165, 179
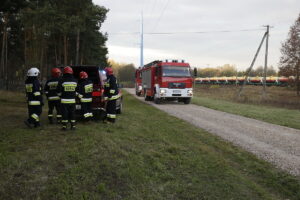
48, 96, 60, 101
29, 101, 41, 105
61, 98, 76, 104
80, 98, 92, 103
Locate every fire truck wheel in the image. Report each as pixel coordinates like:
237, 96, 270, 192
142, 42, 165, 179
136, 90, 141, 96
183, 98, 191, 104
154, 96, 161, 104
145, 96, 151, 101
144, 93, 151, 101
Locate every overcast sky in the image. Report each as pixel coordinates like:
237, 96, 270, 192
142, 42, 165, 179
93, 0, 300, 70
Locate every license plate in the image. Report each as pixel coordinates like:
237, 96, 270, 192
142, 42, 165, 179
76, 105, 81, 110
173, 90, 181, 94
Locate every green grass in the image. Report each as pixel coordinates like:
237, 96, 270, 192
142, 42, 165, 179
0, 90, 300, 199
192, 96, 300, 129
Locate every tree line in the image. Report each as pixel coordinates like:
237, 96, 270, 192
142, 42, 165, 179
108, 60, 136, 87
0, 0, 108, 89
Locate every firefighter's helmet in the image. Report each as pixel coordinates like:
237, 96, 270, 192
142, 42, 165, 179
79, 71, 88, 79
104, 67, 113, 75
63, 66, 73, 74
27, 68, 40, 77
51, 68, 61, 78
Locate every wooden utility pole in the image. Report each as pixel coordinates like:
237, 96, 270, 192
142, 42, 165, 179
238, 31, 267, 97
262, 25, 269, 97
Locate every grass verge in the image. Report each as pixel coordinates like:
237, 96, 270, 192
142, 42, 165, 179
192, 96, 300, 130
0, 90, 300, 199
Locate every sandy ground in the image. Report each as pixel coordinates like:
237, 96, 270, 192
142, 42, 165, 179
125, 88, 300, 176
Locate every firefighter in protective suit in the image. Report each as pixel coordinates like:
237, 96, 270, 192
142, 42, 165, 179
58, 66, 78, 130
24, 68, 43, 128
104, 67, 119, 123
44, 68, 62, 124
77, 71, 93, 121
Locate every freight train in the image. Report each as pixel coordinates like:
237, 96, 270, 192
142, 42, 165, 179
195, 76, 291, 86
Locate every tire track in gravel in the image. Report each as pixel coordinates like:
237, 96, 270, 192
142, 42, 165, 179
125, 88, 300, 176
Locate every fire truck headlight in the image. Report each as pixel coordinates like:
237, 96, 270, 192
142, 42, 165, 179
160, 89, 166, 95
187, 90, 193, 96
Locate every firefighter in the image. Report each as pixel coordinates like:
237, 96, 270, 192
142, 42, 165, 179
103, 67, 119, 123
24, 67, 43, 128
44, 68, 62, 124
58, 66, 78, 130
77, 71, 93, 121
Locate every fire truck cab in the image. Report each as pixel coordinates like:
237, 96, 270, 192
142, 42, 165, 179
140, 59, 194, 104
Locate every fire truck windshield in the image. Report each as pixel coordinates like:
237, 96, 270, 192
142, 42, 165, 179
162, 66, 191, 77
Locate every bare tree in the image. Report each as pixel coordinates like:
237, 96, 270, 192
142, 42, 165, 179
279, 13, 300, 95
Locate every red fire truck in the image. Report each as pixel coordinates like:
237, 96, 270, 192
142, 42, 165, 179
139, 59, 195, 104
135, 67, 142, 96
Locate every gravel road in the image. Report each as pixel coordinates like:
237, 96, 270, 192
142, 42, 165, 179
125, 88, 300, 176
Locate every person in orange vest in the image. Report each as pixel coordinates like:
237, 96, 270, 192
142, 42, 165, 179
44, 68, 62, 124
103, 67, 119, 123
77, 71, 93, 121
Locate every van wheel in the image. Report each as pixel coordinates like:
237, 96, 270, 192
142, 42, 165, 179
116, 103, 122, 114
93, 109, 107, 120
116, 98, 123, 114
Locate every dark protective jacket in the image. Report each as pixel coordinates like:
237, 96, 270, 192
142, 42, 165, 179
104, 75, 119, 100
77, 79, 93, 103
44, 77, 61, 101
25, 77, 43, 105
58, 74, 78, 104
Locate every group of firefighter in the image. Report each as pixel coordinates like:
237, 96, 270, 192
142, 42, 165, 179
24, 66, 119, 130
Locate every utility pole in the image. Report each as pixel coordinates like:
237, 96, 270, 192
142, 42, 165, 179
262, 25, 270, 97
140, 12, 144, 68
238, 31, 267, 97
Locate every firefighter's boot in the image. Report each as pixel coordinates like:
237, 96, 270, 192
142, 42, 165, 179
70, 120, 76, 131
61, 120, 67, 131
24, 120, 33, 128
34, 122, 41, 128
57, 115, 62, 124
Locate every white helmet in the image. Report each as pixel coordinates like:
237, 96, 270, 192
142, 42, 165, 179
27, 68, 40, 77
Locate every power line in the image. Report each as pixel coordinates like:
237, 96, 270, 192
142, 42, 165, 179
108, 28, 265, 35
147, 0, 159, 31
146, 28, 265, 35
152, 0, 170, 32
149, 0, 158, 16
